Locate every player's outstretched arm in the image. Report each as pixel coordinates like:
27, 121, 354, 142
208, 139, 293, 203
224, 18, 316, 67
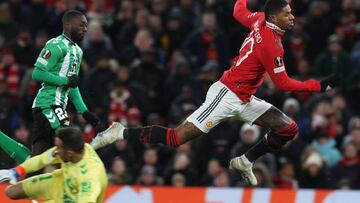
0, 147, 60, 183
233, 0, 262, 28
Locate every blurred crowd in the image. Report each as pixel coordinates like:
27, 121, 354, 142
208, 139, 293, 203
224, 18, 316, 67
0, 0, 360, 189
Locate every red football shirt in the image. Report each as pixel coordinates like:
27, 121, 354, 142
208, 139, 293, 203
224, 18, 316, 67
220, 0, 320, 102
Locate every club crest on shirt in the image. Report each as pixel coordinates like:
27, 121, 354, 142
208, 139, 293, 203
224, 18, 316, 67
206, 120, 214, 128
42, 50, 51, 59
274, 56, 283, 67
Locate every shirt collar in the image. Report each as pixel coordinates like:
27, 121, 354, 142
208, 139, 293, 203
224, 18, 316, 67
62, 33, 76, 45
266, 21, 285, 36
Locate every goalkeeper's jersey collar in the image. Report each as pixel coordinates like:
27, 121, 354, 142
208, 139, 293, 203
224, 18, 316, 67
62, 33, 76, 45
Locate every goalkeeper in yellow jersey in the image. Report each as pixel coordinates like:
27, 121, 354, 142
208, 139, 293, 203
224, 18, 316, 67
0, 127, 108, 203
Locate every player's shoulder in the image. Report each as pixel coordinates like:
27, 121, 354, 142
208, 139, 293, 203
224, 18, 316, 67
44, 36, 67, 52
84, 144, 105, 165
260, 24, 284, 50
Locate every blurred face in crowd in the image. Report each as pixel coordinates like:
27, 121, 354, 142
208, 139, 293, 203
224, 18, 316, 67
242, 129, 257, 144
111, 158, 126, 175
343, 143, 358, 159
167, 18, 181, 32
152, 0, 167, 15
14, 125, 30, 144
270, 5, 295, 31
88, 21, 104, 42
202, 12, 217, 32
115, 140, 127, 151
140, 166, 156, 185
0, 3, 11, 23
134, 29, 154, 52
64, 14, 88, 43
328, 42, 342, 55
173, 152, 190, 170
307, 164, 321, 176
180, 0, 192, 7
144, 148, 158, 165
280, 162, 295, 178
118, 1, 133, 20
171, 173, 186, 187
332, 95, 346, 111
149, 15, 162, 33
135, 9, 148, 28
207, 159, 221, 176
351, 129, 360, 148
213, 171, 230, 187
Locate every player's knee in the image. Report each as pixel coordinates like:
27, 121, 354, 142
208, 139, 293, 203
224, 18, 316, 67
5, 185, 19, 200
266, 121, 299, 150
273, 121, 298, 140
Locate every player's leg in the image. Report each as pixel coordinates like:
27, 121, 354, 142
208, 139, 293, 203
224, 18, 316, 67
31, 108, 60, 156
91, 81, 234, 150
0, 130, 31, 163
244, 106, 296, 162
229, 98, 297, 185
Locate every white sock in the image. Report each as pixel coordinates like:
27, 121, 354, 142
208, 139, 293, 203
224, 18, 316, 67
240, 155, 253, 166
117, 127, 125, 140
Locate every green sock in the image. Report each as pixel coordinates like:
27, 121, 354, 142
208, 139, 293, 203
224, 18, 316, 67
0, 130, 31, 164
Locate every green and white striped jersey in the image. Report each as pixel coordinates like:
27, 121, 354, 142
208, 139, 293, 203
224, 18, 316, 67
32, 34, 83, 109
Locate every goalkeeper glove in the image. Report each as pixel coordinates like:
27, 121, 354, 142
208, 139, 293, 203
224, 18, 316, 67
320, 74, 340, 92
82, 111, 100, 127
67, 75, 80, 88
0, 169, 19, 184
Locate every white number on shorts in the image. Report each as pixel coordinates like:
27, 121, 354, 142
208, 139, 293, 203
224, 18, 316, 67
54, 108, 67, 120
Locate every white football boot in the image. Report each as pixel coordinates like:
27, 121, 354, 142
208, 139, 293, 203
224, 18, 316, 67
90, 122, 125, 150
229, 155, 258, 186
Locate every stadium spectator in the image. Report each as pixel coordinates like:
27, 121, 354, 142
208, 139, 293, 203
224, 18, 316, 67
108, 156, 132, 185
331, 142, 360, 189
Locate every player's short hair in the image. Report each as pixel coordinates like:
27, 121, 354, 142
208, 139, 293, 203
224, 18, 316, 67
264, 0, 289, 21
56, 127, 84, 153
62, 10, 84, 23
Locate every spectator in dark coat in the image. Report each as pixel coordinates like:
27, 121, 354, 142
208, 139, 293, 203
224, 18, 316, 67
182, 10, 229, 72
332, 142, 360, 189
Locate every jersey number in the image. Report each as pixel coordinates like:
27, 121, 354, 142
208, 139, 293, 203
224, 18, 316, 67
235, 33, 255, 67
71, 58, 78, 74
54, 107, 68, 121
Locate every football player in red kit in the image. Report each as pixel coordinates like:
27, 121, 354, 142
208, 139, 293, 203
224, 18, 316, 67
91, 0, 339, 185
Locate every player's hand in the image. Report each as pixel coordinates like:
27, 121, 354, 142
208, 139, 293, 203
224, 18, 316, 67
320, 74, 340, 92
67, 75, 80, 88
0, 169, 19, 184
82, 111, 100, 127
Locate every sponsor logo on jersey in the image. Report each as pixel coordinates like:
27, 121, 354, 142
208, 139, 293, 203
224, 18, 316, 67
274, 56, 283, 67
41, 50, 51, 59
273, 56, 285, 73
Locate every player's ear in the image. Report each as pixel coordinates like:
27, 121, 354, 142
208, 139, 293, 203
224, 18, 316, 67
66, 150, 75, 158
269, 14, 277, 23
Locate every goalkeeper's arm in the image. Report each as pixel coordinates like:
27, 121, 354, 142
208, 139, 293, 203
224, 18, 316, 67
0, 147, 60, 182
